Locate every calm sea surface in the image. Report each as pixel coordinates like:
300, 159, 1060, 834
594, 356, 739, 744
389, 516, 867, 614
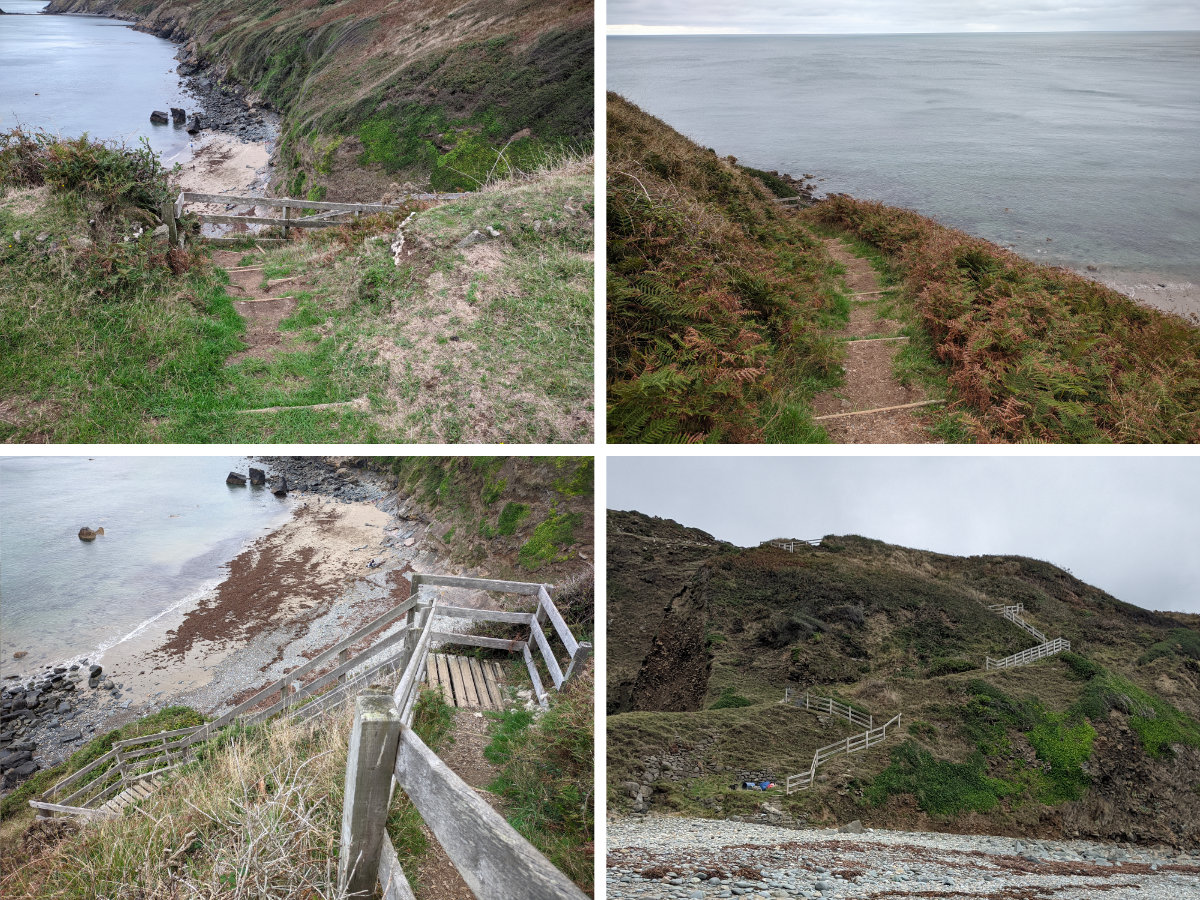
609, 33, 1200, 284
0, 0, 193, 162
0, 458, 292, 672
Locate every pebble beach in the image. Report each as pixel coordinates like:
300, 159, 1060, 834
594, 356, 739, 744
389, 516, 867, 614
606, 818, 1200, 900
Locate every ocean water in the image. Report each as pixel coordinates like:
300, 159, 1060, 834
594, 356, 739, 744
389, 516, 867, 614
0, 457, 293, 672
608, 32, 1200, 286
0, 0, 194, 162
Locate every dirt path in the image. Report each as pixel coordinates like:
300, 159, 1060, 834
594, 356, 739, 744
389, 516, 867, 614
812, 238, 940, 443
412, 704, 511, 899
212, 250, 310, 365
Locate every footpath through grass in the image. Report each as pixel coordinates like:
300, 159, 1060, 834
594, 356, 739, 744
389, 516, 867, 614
0, 131, 593, 443
810, 195, 1200, 443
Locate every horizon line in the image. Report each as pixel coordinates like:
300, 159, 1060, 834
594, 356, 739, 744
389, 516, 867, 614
607, 27, 1200, 36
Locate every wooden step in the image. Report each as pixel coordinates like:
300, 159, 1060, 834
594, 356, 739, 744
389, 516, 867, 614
427, 654, 508, 710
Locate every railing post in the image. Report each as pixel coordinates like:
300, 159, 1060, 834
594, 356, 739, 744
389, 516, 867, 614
282, 203, 291, 239
339, 648, 352, 684
562, 641, 592, 683
161, 200, 178, 247
338, 692, 402, 897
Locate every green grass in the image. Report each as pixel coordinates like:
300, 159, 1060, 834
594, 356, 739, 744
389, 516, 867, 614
865, 742, 1019, 816
484, 669, 593, 892
2, 146, 593, 443
518, 509, 580, 571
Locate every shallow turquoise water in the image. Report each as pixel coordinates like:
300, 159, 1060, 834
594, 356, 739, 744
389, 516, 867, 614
609, 32, 1200, 283
0, 457, 292, 671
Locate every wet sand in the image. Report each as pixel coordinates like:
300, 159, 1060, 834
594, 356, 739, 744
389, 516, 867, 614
1090, 270, 1200, 326
93, 495, 402, 713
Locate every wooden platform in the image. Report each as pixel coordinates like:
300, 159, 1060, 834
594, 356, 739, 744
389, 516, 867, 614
98, 775, 162, 815
426, 654, 507, 710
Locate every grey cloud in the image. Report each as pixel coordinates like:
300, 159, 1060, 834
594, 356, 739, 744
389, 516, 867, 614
607, 457, 1200, 615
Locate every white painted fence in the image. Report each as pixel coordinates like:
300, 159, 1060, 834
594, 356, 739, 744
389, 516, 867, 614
785, 713, 902, 794
985, 637, 1071, 671
782, 688, 873, 729
987, 603, 1046, 642
766, 539, 822, 552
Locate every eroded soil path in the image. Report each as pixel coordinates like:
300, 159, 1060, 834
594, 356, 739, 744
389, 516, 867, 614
812, 238, 939, 443
212, 249, 305, 365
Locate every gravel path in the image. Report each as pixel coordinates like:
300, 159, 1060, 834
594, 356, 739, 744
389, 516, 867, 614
607, 818, 1200, 900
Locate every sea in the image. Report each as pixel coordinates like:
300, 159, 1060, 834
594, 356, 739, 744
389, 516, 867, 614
0, 457, 293, 673
0, 0, 194, 162
608, 32, 1200, 305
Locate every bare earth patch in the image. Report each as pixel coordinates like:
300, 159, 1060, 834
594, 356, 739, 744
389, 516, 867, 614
813, 238, 939, 444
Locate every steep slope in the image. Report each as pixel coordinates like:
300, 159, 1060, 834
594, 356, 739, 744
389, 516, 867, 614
606, 510, 734, 714
45, 0, 592, 198
607, 94, 845, 443
607, 511, 1200, 846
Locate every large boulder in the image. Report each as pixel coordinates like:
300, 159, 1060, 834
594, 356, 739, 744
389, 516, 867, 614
248, 467, 266, 486
226, 472, 247, 486
77, 526, 104, 542
271, 476, 288, 497
150, 110, 169, 125
186, 114, 202, 134
170, 107, 186, 125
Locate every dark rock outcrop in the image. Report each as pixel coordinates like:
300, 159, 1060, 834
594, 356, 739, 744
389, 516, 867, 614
248, 467, 266, 486
149, 110, 169, 125
77, 526, 104, 542
226, 471, 247, 486
170, 107, 186, 125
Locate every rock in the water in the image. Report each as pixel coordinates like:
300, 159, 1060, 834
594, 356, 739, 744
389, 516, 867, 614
248, 467, 266, 486
839, 819, 865, 834
150, 110, 169, 125
12, 651, 26, 659
226, 471, 247, 486
88, 665, 102, 678
78, 527, 98, 542
170, 107, 186, 125
186, 114, 202, 134
271, 476, 288, 497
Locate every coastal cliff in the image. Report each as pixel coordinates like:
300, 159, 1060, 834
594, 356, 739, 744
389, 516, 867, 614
42, 0, 592, 198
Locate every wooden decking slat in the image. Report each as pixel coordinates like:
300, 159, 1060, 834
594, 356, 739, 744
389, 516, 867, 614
452, 656, 480, 708
434, 654, 454, 705
468, 657, 496, 709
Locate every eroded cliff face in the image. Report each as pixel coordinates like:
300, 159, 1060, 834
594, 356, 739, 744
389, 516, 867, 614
606, 510, 729, 714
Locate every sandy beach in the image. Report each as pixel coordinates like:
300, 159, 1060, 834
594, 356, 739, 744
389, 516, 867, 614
174, 132, 272, 197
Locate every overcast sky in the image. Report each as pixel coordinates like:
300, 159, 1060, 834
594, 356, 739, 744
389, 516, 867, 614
608, 1, 1200, 34
608, 457, 1200, 615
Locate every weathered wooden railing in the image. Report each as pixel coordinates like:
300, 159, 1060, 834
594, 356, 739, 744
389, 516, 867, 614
782, 688, 873, 729
987, 603, 1046, 642
985, 637, 1071, 671
340, 692, 587, 900
163, 190, 471, 246
785, 713, 902, 794
765, 538, 822, 552
32, 573, 589, 822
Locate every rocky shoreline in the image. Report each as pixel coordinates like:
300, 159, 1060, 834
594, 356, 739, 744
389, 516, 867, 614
41, 0, 277, 145
0, 459, 421, 799
607, 818, 1200, 900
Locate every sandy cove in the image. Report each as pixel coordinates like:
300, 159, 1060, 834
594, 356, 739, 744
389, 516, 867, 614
14, 491, 443, 773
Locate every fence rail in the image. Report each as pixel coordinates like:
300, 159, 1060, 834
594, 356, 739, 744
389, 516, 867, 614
985, 638, 1070, 670
765, 539, 821, 552
785, 713, 902, 794
987, 603, 1046, 642
33, 574, 589, 820
163, 190, 472, 246
782, 688, 872, 729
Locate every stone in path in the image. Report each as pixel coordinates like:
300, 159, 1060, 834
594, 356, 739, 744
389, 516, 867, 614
812, 238, 939, 444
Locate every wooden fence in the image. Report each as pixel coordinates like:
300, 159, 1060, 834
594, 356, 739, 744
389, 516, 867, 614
31, 574, 590, 823
163, 190, 471, 246
987, 602, 1046, 642
765, 538, 822, 552
783, 688, 873, 729
785, 713, 902, 794
985, 637, 1071, 671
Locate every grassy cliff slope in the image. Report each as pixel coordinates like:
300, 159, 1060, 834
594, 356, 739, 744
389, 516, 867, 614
608, 92, 1200, 443
607, 510, 1200, 846
45, 0, 593, 198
